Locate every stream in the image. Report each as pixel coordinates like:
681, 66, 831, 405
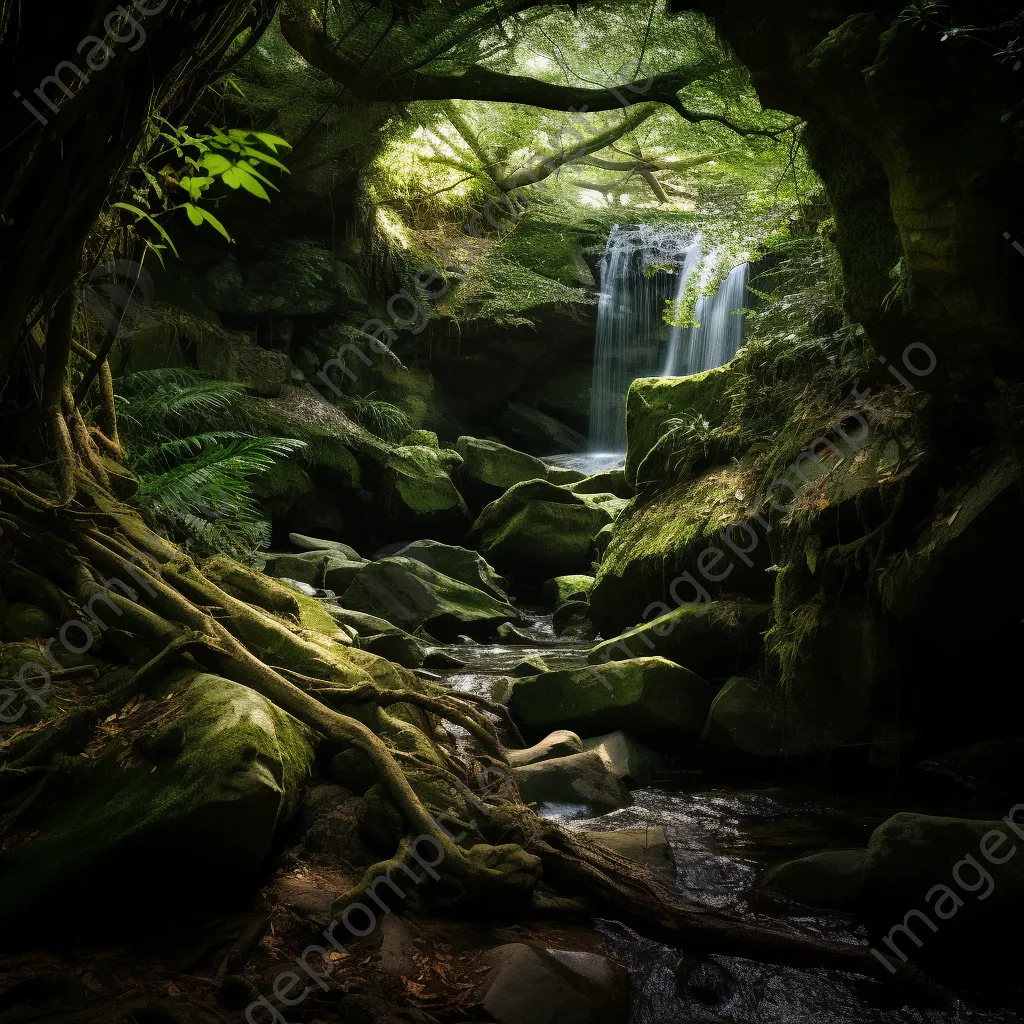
434, 612, 1023, 1023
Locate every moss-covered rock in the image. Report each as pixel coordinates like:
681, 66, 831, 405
759, 850, 866, 912
454, 436, 571, 509
340, 556, 517, 640
391, 539, 507, 600
589, 601, 772, 680
0, 671, 317, 925
288, 533, 365, 561
402, 429, 439, 447
322, 604, 426, 668
0, 603, 59, 642
700, 676, 821, 761
263, 550, 360, 590
469, 479, 624, 581
509, 657, 717, 745
382, 445, 469, 529
541, 575, 595, 610
624, 365, 736, 489
591, 465, 769, 637
570, 468, 633, 499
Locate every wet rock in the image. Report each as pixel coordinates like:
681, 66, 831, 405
514, 749, 632, 816
759, 849, 867, 911
585, 827, 674, 872
510, 657, 717, 745
541, 575, 596, 610
391, 539, 507, 599
570, 469, 632, 499
322, 604, 425, 668
469, 479, 625, 581
498, 621, 540, 644
677, 957, 736, 1007
589, 601, 772, 681
552, 601, 597, 639
507, 730, 584, 767
340, 556, 517, 641
422, 649, 466, 670
581, 730, 664, 788
476, 943, 628, 1024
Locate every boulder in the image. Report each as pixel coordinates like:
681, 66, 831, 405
288, 533, 365, 561
499, 403, 587, 455
582, 731, 664, 788
263, 550, 359, 590
323, 605, 426, 669
454, 436, 569, 509
552, 601, 597, 639
475, 943, 629, 1024
509, 658, 717, 745
469, 479, 624, 581
514, 748, 632, 816
0, 672, 316, 927
402, 429, 439, 447
589, 601, 772, 681
862, 812, 1024, 950
590, 465, 771, 637
340, 556, 517, 641
497, 622, 540, 644
700, 676, 821, 761
542, 575, 596, 610
0, 603, 59, 642
759, 850, 867, 912
569, 470, 632, 499
507, 730, 584, 767
194, 329, 292, 397
391, 539, 507, 599
624, 365, 734, 489
381, 445, 469, 530
585, 827, 675, 872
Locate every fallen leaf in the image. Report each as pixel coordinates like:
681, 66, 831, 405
167, 982, 181, 998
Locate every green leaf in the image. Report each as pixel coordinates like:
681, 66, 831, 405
181, 203, 233, 242
241, 147, 290, 173
184, 203, 204, 226
200, 152, 233, 175
227, 164, 271, 201
112, 202, 179, 258
251, 131, 292, 153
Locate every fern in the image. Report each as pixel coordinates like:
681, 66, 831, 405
115, 371, 305, 560
339, 394, 412, 443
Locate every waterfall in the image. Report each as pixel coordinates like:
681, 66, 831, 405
586, 225, 749, 457
662, 256, 749, 377
587, 225, 692, 455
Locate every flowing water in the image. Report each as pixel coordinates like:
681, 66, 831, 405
587, 225, 750, 457
436, 614, 1022, 1023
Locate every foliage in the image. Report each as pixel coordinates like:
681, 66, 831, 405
338, 394, 413, 442
114, 120, 291, 263
115, 370, 305, 560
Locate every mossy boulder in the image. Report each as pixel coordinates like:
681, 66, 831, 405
0, 603, 59, 642
541, 575, 595, 610
570, 468, 633, 499
591, 466, 770, 637
589, 601, 772, 680
340, 556, 517, 640
759, 850, 867, 912
454, 436, 571, 509
250, 459, 315, 520
322, 605, 426, 668
382, 445, 469, 529
509, 657, 717, 745
391, 539, 507, 600
862, 812, 1024, 951
700, 676, 821, 761
402, 429, 439, 447
0, 672, 316, 926
469, 479, 624, 581
263, 550, 361, 591
624, 365, 735, 489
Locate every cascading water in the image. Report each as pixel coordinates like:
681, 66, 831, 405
585, 224, 749, 458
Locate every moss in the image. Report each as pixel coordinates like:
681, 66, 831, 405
509, 657, 717, 745
541, 575, 595, 610
383, 444, 468, 523
624, 364, 737, 489
0, 671, 317, 923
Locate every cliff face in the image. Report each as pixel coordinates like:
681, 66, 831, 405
671, 1, 1024, 433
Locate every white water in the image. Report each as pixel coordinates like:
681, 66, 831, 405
587, 225, 749, 456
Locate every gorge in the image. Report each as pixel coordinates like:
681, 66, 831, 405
1, 3, 1022, 1023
